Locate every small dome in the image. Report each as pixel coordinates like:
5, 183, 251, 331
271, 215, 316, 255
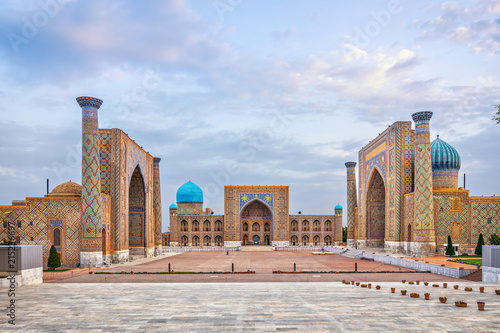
50, 181, 81, 196
176, 181, 203, 203
169, 203, 178, 209
335, 204, 343, 210
431, 135, 461, 171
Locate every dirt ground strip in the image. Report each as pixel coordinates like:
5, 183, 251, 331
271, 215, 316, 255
47, 251, 466, 283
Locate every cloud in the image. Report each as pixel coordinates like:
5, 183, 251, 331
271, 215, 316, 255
271, 26, 296, 41
417, 0, 500, 55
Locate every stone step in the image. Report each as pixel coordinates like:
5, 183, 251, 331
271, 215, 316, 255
240, 245, 274, 252
461, 269, 482, 282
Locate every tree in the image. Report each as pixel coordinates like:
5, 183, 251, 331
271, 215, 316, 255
445, 235, 455, 256
493, 104, 500, 124
47, 245, 61, 270
490, 233, 500, 245
342, 227, 347, 243
475, 233, 485, 256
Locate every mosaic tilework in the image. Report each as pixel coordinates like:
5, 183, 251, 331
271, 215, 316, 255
240, 193, 273, 212
129, 167, 145, 247
411, 112, 435, 242
78, 97, 102, 252
434, 193, 468, 246
367, 169, 385, 239
345, 162, 357, 240
240, 200, 272, 244
0, 197, 81, 264
470, 199, 500, 244
153, 157, 162, 246
224, 186, 288, 242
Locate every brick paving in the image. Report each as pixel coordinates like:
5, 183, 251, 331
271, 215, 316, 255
5, 282, 500, 332
47, 251, 466, 283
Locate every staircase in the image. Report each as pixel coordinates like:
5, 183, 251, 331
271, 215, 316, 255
240, 245, 274, 252
461, 269, 482, 282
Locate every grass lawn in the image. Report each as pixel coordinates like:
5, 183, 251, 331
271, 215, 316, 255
43, 269, 72, 272
454, 255, 481, 258
454, 258, 482, 265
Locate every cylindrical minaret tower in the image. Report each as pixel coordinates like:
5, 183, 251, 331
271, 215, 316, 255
77, 96, 103, 267
153, 157, 163, 254
345, 162, 357, 246
411, 111, 436, 255
334, 204, 343, 244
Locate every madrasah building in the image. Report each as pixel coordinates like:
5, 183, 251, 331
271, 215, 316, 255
1, 99, 499, 266
345, 111, 500, 255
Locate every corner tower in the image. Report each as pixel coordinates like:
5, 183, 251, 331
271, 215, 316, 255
345, 162, 357, 246
77, 96, 103, 267
153, 157, 163, 254
411, 111, 436, 255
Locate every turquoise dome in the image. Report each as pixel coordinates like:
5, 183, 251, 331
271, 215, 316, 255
169, 203, 178, 209
176, 181, 203, 203
431, 135, 461, 171
335, 204, 343, 210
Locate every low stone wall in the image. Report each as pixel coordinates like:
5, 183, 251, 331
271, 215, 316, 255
360, 252, 478, 278
482, 266, 500, 283
162, 247, 240, 253
0, 245, 43, 287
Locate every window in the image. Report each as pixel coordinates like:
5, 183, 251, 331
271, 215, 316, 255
17, 221, 22, 228
30, 221, 33, 226
53, 228, 61, 246
487, 218, 492, 224
243, 223, 248, 232
192, 221, 199, 232
2, 221, 6, 228
30, 237, 34, 241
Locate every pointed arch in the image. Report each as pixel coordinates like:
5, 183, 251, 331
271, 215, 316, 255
129, 165, 146, 249
366, 167, 386, 245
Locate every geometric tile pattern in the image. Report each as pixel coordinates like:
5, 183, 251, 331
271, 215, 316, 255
153, 157, 162, 246
77, 96, 103, 252
367, 169, 385, 239
411, 111, 435, 242
470, 199, 500, 244
129, 167, 145, 247
345, 162, 357, 240
434, 193, 468, 245
239, 193, 274, 212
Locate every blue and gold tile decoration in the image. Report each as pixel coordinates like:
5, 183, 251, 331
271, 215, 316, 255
240, 193, 273, 212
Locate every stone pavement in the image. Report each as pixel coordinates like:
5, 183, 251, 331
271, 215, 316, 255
4, 281, 500, 332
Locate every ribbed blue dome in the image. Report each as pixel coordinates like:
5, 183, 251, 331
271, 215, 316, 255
169, 203, 178, 209
431, 135, 461, 171
176, 181, 203, 203
335, 204, 343, 210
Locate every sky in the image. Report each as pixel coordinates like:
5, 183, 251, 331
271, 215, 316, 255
0, 0, 499, 231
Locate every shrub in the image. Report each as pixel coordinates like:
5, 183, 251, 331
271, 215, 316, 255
475, 233, 485, 256
47, 245, 61, 270
445, 235, 455, 256
490, 234, 500, 245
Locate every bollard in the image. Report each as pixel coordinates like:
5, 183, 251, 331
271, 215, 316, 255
294, 263, 296, 272
355, 263, 357, 272
169, 263, 171, 273
232, 263, 234, 273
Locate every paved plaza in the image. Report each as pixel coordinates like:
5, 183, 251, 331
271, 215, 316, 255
4, 281, 500, 332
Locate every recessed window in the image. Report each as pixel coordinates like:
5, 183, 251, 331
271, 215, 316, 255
30, 221, 33, 226
31, 237, 34, 241
487, 218, 492, 224
17, 221, 22, 228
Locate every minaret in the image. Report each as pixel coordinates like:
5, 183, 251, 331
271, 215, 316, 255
345, 162, 357, 246
77, 96, 103, 267
411, 111, 436, 254
153, 157, 162, 254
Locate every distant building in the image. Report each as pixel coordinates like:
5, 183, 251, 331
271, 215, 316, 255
168, 182, 343, 247
346, 111, 500, 255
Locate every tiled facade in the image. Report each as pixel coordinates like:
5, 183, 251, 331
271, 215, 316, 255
169, 185, 342, 247
348, 112, 500, 255
0, 97, 163, 267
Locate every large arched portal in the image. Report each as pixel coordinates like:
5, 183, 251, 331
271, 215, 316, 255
366, 169, 386, 247
129, 166, 146, 255
240, 200, 272, 246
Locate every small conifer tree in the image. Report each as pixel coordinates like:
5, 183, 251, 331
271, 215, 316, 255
445, 235, 455, 256
47, 245, 61, 270
475, 233, 485, 256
